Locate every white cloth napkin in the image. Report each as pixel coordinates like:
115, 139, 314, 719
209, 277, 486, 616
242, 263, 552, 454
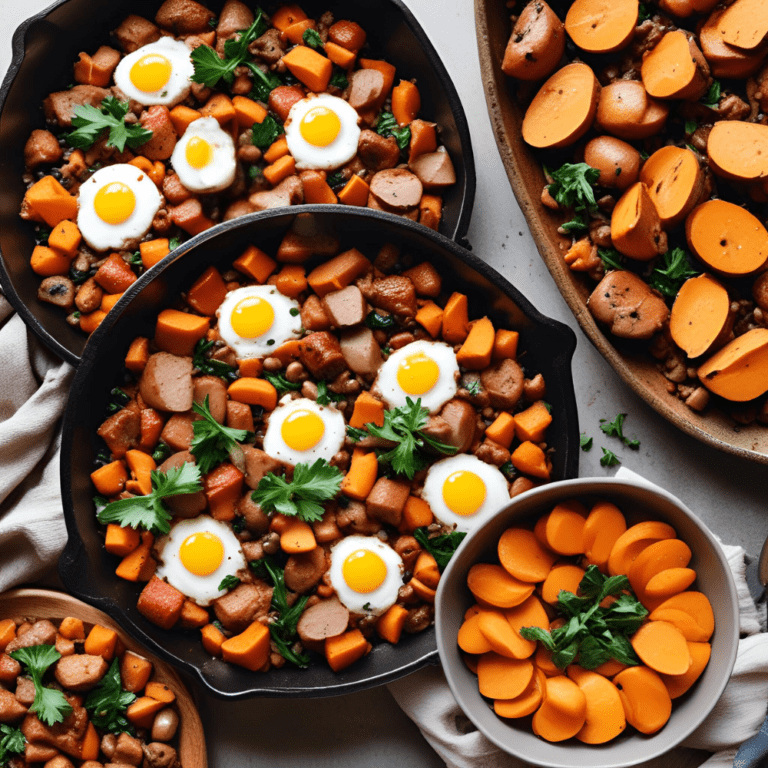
0, 295, 73, 590
388, 468, 768, 768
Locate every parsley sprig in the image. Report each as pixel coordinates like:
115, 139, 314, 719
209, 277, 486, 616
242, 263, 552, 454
561, 212, 590, 234
191, 9, 280, 101
66, 97, 153, 153
0, 725, 24, 764
264, 371, 301, 395
10, 646, 72, 726
546, 162, 601, 211
252, 458, 343, 522
520, 566, 646, 669
218, 574, 241, 592
700, 80, 721, 109
97, 462, 202, 534
600, 413, 640, 449
580, 433, 593, 451
190, 396, 252, 474
365, 311, 396, 330
193, 339, 238, 383
376, 112, 411, 152
84, 658, 136, 734
599, 246, 625, 272
414, 528, 467, 571
251, 557, 309, 667
251, 115, 285, 150
302, 28, 324, 50
600, 447, 621, 467
648, 247, 699, 299
349, 398, 458, 479
316, 380, 343, 405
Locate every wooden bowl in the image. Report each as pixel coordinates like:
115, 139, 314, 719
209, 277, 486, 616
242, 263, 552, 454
474, 0, 768, 466
0, 587, 208, 768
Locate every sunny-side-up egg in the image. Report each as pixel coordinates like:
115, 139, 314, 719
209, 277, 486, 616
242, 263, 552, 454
373, 339, 459, 414
262, 396, 346, 466
171, 117, 236, 193
113, 37, 194, 106
155, 516, 246, 606
217, 285, 302, 359
422, 454, 510, 533
77, 164, 163, 251
329, 536, 404, 615
285, 93, 361, 170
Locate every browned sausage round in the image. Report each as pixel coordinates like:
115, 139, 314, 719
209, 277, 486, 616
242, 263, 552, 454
54, 655, 108, 693
369, 169, 423, 211
284, 546, 328, 593
297, 597, 350, 643
480, 359, 525, 410
140, 352, 194, 413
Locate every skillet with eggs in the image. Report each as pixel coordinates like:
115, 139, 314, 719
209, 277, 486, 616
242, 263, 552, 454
20, 0, 458, 339
91, 235, 556, 676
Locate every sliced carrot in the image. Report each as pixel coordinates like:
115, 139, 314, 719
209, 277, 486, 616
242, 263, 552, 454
413, 551, 440, 590
532, 676, 587, 742
627, 538, 692, 597
179, 599, 210, 629
300, 170, 337, 205
91, 460, 128, 497
94, 253, 137, 294
120, 651, 153, 693
410, 576, 436, 603
582, 501, 627, 570
233, 245, 277, 283
648, 591, 714, 640
227, 378, 278, 410
48, 220, 81, 257
646, 607, 709, 644
541, 564, 586, 605
337, 175, 369, 207
478, 609, 533, 659
567, 665, 626, 744
84, 624, 117, 661
58, 617, 85, 641
477, 652, 534, 700
611, 182, 666, 262
30, 245, 72, 277
401, 496, 433, 532
203, 462, 244, 521
641, 30, 709, 100
115, 534, 154, 583
458, 611, 493, 655
613, 665, 672, 734
271, 4, 307, 31
325, 41, 356, 68
105, 524, 141, 557
697, 328, 768, 402
169, 105, 202, 135
494, 668, 546, 719
565, 0, 638, 54
274, 264, 307, 299
201, 623, 226, 656
282, 46, 332, 92
717, 0, 768, 50
631, 620, 691, 675
349, 391, 385, 428
607, 521, 676, 576
307, 248, 371, 297
660, 641, 711, 699
415, 300, 443, 338
126, 696, 165, 728
80, 309, 108, 334
24, 175, 77, 227
125, 450, 156, 496
467, 563, 535, 608
145, 681, 176, 704
492, 329, 519, 360
409, 119, 437, 163
125, 337, 150, 376
391, 80, 420, 126
485, 412, 516, 449
200, 92, 236, 125
140, 238, 170, 269
280, 519, 316, 554
497, 528, 557, 583
136, 575, 185, 630
670, 274, 733, 359
640, 146, 702, 228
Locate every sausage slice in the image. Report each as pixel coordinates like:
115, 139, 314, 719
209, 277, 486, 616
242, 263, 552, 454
369, 169, 423, 210
297, 598, 350, 643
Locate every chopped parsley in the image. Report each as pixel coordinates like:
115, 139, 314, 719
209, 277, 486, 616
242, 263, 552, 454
247, 165, 263, 181
638, 3, 651, 22
9, 646, 72, 726
35, 225, 51, 246
561, 212, 590, 234
169, 236, 182, 251
500, 461, 516, 480
598, 246, 625, 272
600, 447, 621, 467
316, 380, 343, 405
251, 115, 285, 151
66, 97, 153, 153
192, 338, 238, 383
0, 725, 25, 765
414, 528, 467, 571
264, 371, 302, 395
106, 386, 130, 414
376, 112, 411, 151
302, 28, 324, 50
648, 247, 699, 299
465, 380, 482, 397
252, 458, 343, 522
329, 67, 349, 90
580, 433, 593, 451
326, 170, 345, 189
218, 575, 241, 592
365, 310, 396, 330
700, 80, 721, 109
519, 565, 646, 669
151, 442, 172, 464
600, 413, 640, 449
684, 119, 698, 135
190, 396, 252, 474
97, 462, 202, 534
84, 658, 136, 734
546, 162, 601, 211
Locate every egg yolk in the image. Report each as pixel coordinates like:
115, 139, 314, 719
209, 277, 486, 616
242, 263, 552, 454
396, 352, 440, 395
230, 296, 275, 338
179, 531, 225, 576
281, 409, 325, 451
185, 136, 213, 169
130, 53, 173, 93
299, 105, 342, 147
342, 549, 387, 593
93, 182, 136, 225
443, 470, 486, 516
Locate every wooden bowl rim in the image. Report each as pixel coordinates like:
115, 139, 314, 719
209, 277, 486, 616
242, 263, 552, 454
0, 587, 207, 768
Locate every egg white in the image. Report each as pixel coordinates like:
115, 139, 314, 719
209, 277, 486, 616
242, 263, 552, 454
77, 163, 163, 252
262, 396, 346, 466
113, 38, 194, 107
372, 339, 459, 414
155, 515, 246, 606
171, 117, 237, 193
329, 535, 404, 615
285, 93, 361, 170
217, 285, 302, 359
422, 454, 510, 533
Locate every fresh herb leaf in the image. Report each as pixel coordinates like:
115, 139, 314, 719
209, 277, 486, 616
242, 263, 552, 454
127, 251, 143, 271
648, 247, 699, 299
366, 398, 458, 479
376, 112, 410, 151
0, 725, 25, 765
84, 658, 136, 734
685, 119, 698, 135
365, 310, 396, 330
169, 236, 182, 251
190, 395, 251, 474
316, 380, 343, 406
546, 162, 601, 211
519, 565, 645, 670
302, 28, 324, 50
251, 114, 285, 150
329, 67, 349, 89
640, 149, 650, 161
97, 462, 202, 534
580, 433, 593, 451
193, 339, 239, 383
700, 80, 721, 108
414, 528, 467, 571
600, 447, 621, 467
264, 371, 302, 395
66, 97, 153, 153
599, 413, 639, 449
106, 386, 130, 414
254, 557, 309, 667
686, 143, 698, 154
561, 212, 590, 234
218, 574, 241, 591
326, 170, 345, 189
191, 9, 268, 88
253, 458, 343, 522
10, 646, 72, 726
638, 2, 651, 21
69, 267, 91, 284
151, 442, 172, 464
598, 246, 625, 272
465, 380, 482, 397
346, 425, 368, 442
208, 16, 219, 28
247, 165, 263, 181
499, 460, 516, 480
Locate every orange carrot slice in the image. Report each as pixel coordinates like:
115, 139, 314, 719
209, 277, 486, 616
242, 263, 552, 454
545, 499, 589, 555
502, 0, 565, 81
611, 182, 667, 262
627, 538, 692, 596
541, 564, 585, 605
582, 501, 627, 570
659, 641, 711, 699
478, 609, 535, 660
648, 590, 715, 640
648, 608, 710, 642
717, 0, 768, 49
614, 665, 672, 734
458, 612, 493, 655
644, 568, 697, 599
699, 8, 767, 78
708, 122, 768, 183
641, 30, 709, 100
494, 668, 547, 719
568, 665, 626, 744
467, 563, 535, 608
607, 521, 677, 576
477, 652, 534, 700
631, 621, 692, 675
497, 528, 557, 582
532, 676, 587, 742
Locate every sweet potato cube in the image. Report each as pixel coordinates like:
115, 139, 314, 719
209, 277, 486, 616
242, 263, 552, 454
154, 308, 210, 357
221, 620, 271, 671
137, 575, 185, 630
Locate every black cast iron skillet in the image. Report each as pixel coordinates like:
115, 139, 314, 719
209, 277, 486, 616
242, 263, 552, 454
59, 206, 578, 699
0, 0, 476, 367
